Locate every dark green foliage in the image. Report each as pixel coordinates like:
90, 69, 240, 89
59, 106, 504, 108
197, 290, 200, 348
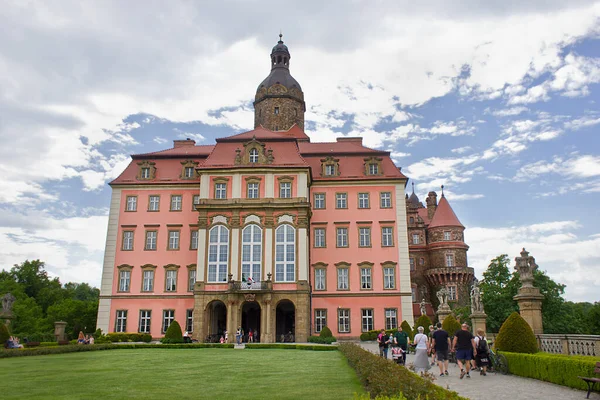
338, 343, 467, 400
495, 312, 538, 354
360, 333, 371, 341
480, 255, 520, 333
161, 320, 183, 343
319, 325, 333, 338
17, 332, 55, 342
244, 343, 338, 351
400, 320, 412, 340
413, 315, 432, 333
502, 351, 600, 391
442, 314, 461, 337
359, 329, 397, 341
450, 305, 471, 326
105, 333, 152, 343
0, 323, 10, 345
307, 335, 336, 344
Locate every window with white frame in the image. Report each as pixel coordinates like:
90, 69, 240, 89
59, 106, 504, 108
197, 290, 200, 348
361, 309, 374, 332
275, 224, 295, 282
242, 225, 262, 283
337, 267, 349, 290
208, 226, 229, 282
249, 148, 259, 163
115, 310, 127, 332
338, 309, 350, 333
215, 183, 227, 199
385, 309, 398, 330
314, 193, 325, 209
192, 194, 200, 209
188, 268, 196, 291
444, 231, 451, 241
145, 231, 157, 250
448, 285, 457, 301
336, 227, 348, 247
383, 266, 395, 289
358, 193, 370, 209
381, 227, 393, 247
380, 192, 391, 208
325, 164, 336, 176
315, 309, 327, 333
336, 193, 347, 209
315, 269, 326, 290
314, 228, 326, 248
126, 196, 137, 211
186, 309, 193, 332
122, 231, 134, 251
162, 310, 175, 333
118, 270, 131, 292
168, 231, 180, 250
409, 258, 415, 271
139, 310, 151, 333
149, 195, 160, 211
165, 269, 177, 292
368, 163, 379, 175
412, 233, 420, 244
411, 287, 417, 302
359, 227, 371, 247
184, 166, 194, 178
446, 254, 454, 267
279, 182, 291, 198
170, 195, 182, 211
141, 167, 150, 179
190, 230, 198, 250
142, 270, 154, 292
247, 182, 259, 199
360, 268, 372, 289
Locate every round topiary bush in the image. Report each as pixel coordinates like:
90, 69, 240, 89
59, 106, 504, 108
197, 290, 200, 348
442, 314, 461, 337
161, 320, 184, 344
0, 323, 10, 346
413, 315, 432, 334
495, 311, 538, 354
319, 326, 333, 338
400, 320, 413, 340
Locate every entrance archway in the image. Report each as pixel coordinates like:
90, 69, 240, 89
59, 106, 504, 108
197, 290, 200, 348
206, 300, 227, 342
241, 301, 261, 343
276, 300, 295, 342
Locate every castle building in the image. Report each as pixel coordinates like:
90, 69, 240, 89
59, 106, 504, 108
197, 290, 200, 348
96, 36, 466, 341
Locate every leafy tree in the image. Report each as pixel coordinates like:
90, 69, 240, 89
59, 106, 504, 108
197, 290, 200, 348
46, 299, 98, 339
587, 302, 600, 335
450, 305, 471, 327
480, 255, 519, 333
11, 297, 44, 334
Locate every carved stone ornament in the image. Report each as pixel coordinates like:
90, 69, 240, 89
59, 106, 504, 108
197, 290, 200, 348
235, 137, 273, 165
244, 293, 256, 302
470, 280, 483, 313
420, 298, 427, 316
436, 286, 449, 307
1, 293, 16, 313
515, 248, 538, 288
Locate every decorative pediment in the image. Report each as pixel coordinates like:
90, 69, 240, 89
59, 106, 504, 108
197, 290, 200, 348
364, 156, 383, 176
235, 137, 274, 165
180, 160, 199, 179
136, 160, 156, 180
320, 156, 340, 177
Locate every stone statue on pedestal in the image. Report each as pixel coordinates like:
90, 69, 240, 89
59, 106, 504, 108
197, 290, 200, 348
436, 287, 449, 309
420, 299, 427, 316
515, 248, 538, 288
470, 281, 483, 314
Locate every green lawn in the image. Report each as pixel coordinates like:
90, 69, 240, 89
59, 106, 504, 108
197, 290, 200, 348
1, 348, 364, 399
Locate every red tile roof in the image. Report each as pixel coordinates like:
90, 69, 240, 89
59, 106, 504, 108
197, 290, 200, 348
428, 196, 464, 228
298, 140, 384, 155
417, 208, 431, 225
201, 141, 308, 168
303, 154, 406, 181
133, 145, 215, 159
218, 125, 309, 142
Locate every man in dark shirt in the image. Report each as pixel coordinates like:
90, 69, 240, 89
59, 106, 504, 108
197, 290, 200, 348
431, 322, 450, 377
452, 323, 477, 379
393, 326, 409, 364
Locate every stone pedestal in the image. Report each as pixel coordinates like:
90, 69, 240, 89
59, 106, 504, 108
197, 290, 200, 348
470, 312, 488, 336
54, 321, 68, 342
1, 311, 14, 328
436, 305, 452, 324
513, 287, 544, 334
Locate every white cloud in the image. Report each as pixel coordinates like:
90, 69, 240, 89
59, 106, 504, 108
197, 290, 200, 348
451, 146, 472, 154
564, 115, 600, 130
515, 154, 600, 181
488, 106, 529, 117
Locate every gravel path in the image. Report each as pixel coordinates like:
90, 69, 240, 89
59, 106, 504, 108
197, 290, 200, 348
359, 342, 599, 400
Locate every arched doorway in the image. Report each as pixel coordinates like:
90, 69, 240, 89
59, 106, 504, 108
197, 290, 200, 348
276, 300, 295, 342
241, 301, 261, 343
206, 300, 227, 342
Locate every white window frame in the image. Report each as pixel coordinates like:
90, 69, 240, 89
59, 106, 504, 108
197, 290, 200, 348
338, 309, 350, 333
336, 193, 347, 209
168, 231, 180, 250
444, 231, 451, 241
315, 269, 326, 290
115, 310, 127, 333
170, 195, 182, 211
184, 166, 194, 178
380, 192, 391, 208
118, 270, 130, 292
412, 233, 420, 244
279, 182, 291, 198
412, 287, 417, 302
360, 268, 372, 289
141, 167, 150, 179
247, 182, 259, 199
242, 225, 262, 283
208, 226, 229, 282
190, 230, 198, 250
325, 164, 336, 176
122, 231, 134, 251
383, 267, 395, 289
315, 309, 326, 333
369, 163, 379, 175
361, 309, 374, 332
381, 227, 393, 247
385, 309, 398, 330
126, 196, 137, 211
192, 194, 200, 209
410, 258, 415, 271
336, 227, 348, 247
446, 254, 455, 267
162, 310, 175, 333
186, 309, 194, 333
142, 270, 154, 292
314, 193, 325, 209
337, 268, 349, 290
448, 285, 457, 301
358, 193, 370, 209
359, 227, 371, 247
215, 183, 227, 199
165, 269, 177, 292
188, 268, 196, 292
139, 310, 151, 333
275, 224, 295, 282
249, 148, 259, 163
314, 228, 326, 248
145, 231, 157, 250
149, 195, 160, 211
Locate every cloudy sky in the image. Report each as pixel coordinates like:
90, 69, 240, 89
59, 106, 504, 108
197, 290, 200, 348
1, 1, 599, 302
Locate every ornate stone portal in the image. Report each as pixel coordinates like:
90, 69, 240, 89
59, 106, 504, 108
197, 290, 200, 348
513, 248, 544, 334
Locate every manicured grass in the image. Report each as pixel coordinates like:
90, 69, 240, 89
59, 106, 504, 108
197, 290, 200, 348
0, 348, 364, 399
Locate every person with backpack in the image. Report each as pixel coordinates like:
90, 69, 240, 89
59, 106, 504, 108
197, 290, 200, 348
474, 328, 490, 376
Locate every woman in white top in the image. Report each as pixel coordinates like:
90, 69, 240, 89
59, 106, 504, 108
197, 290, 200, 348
413, 326, 430, 373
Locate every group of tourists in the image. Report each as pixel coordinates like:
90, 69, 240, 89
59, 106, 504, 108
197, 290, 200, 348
377, 326, 409, 365
77, 331, 95, 345
234, 327, 259, 344
4, 336, 24, 349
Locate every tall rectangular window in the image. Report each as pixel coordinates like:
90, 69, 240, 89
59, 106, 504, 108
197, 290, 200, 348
184, 166, 194, 178
139, 310, 151, 333
314, 228, 326, 248
383, 267, 395, 289
122, 231, 134, 251
188, 268, 196, 292
247, 182, 259, 199
446, 254, 455, 267
142, 270, 154, 292
359, 227, 371, 247
336, 193, 347, 209
274, 106, 280, 115
186, 309, 193, 333
162, 310, 174, 333
337, 268, 349, 290
444, 231, 451, 241
165, 270, 177, 292
118, 270, 130, 292
315, 309, 327, 333
358, 193, 370, 209
448, 285, 457, 301
315, 269, 326, 290
141, 167, 150, 179
126, 196, 137, 211
145, 231, 157, 250
412, 234, 420, 244
385, 309, 398, 330
208, 226, 229, 282
275, 225, 295, 282
360, 268, 372, 289
215, 183, 227, 199
314, 193, 325, 209
412, 287, 417, 302
115, 310, 127, 332
190, 230, 199, 250
409, 258, 415, 271
369, 163, 379, 175
192, 194, 200, 209
338, 309, 350, 333
362, 309, 374, 332
325, 164, 336, 176
336, 227, 348, 247
279, 182, 291, 198
168, 231, 180, 250
381, 227, 393, 247
170, 195, 182, 211
148, 195, 160, 211
380, 192, 392, 208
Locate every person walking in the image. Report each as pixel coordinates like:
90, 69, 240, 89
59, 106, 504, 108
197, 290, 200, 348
394, 326, 409, 365
248, 329, 254, 343
413, 326, 430, 374
452, 323, 477, 379
474, 328, 490, 376
428, 325, 436, 366
431, 322, 451, 377
377, 329, 386, 358
236, 327, 242, 345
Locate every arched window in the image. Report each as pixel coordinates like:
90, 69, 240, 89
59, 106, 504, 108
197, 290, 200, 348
208, 226, 229, 282
275, 224, 295, 282
249, 148, 259, 163
242, 225, 262, 283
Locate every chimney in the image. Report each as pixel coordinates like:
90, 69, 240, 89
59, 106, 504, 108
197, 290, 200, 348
426, 191, 437, 220
336, 137, 363, 144
173, 138, 196, 148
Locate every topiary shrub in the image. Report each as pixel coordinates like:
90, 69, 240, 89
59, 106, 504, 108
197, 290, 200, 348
319, 326, 333, 338
495, 312, 538, 354
0, 323, 10, 347
413, 315, 432, 334
400, 320, 413, 340
307, 335, 336, 344
161, 320, 183, 344
442, 314, 461, 337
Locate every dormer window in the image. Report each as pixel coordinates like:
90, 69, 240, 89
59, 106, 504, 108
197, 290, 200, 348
364, 157, 383, 176
321, 156, 340, 177
184, 167, 194, 178
141, 168, 150, 179
235, 138, 273, 165
326, 165, 335, 176
137, 160, 156, 180
369, 163, 379, 175
180, 160, 199, 180
249, 148, 259, 163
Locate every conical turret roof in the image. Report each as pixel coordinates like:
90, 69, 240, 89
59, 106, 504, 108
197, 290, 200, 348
428, 195, 464, 228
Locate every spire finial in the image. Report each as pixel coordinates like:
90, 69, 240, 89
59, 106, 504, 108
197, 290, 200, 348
279, 30, 283, 43
441, 185, 445, 197
412, 182, 415, 193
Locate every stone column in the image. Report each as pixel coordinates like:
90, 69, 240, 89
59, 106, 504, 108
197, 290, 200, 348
513, 248, 544, 334
470, 312, 488, 336
54, 321, 68, 342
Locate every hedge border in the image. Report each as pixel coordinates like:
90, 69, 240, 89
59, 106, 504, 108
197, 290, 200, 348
244, 343, 338, 351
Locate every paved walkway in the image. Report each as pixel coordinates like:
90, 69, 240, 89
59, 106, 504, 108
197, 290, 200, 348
359, 342, 599, 400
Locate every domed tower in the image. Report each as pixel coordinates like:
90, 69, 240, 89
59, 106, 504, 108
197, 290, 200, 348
254, 34, 306, 131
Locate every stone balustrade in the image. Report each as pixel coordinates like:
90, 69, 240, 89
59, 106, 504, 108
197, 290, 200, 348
537, 334, 598, 356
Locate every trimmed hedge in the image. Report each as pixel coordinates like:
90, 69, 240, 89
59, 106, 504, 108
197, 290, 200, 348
442, 314, 461, 337
245, 343, 338, 351
495, 312, 538, 354
0, 324, 10, 346
17, 332, 56, 342
360, 329, 398, 341
413, 315, 432, 333
339, 343, 466, 400
320, 326, 333, 338
104, 333, 152, 343
307, 335, 337, 344
400, 321, 413, 341
502, 351, 600, 391
161, 320, 183, 344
